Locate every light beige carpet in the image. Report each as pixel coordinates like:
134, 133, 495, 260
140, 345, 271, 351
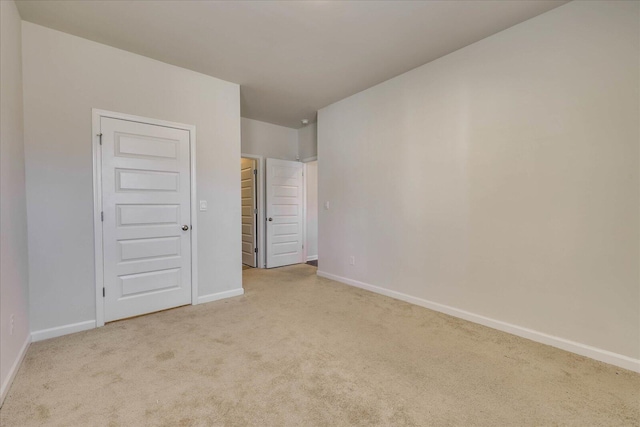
1, 264, 638, 426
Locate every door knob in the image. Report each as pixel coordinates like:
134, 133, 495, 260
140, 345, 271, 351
182, 225, 189, 231
268, 218, 273, 221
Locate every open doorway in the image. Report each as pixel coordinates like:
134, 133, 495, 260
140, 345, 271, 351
244, 156, 313, 270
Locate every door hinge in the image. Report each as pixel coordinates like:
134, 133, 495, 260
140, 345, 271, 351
102, 287, 105, 297
101, 211, 104, 221
254, 247, 258, 253
97, 133, 103, 145
253, 208, 258, 214
253, 169, 257, 175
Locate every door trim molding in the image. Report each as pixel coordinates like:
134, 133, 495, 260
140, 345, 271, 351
240, 154, 265, 268
302, 162, 308, 264
92, 109, 198, 327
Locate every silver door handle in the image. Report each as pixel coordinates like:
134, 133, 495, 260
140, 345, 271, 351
182, 225, 190, 231
268, 218, 273, 221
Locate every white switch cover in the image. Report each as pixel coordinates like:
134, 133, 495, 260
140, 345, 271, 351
199, 200, 208, 211
324, 201, 330, 210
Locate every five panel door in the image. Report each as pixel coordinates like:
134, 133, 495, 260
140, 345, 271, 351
241, 158, 257, 267
266, 158, 304, 268
101, 117, 192, 322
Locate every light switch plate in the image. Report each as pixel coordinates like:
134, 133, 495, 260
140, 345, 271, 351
324, 201, 330, 210
199, 200, 207, 211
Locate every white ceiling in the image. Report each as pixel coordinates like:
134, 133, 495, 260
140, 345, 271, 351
16, 0, 568, 128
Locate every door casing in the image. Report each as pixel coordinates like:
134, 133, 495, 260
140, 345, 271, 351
92, 109, 198, 327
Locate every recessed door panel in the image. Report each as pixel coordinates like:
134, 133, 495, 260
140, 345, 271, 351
273, 241, 299, 256
241, 206, 253, 217
115, 133, 179, 160
241, 186, 254, 199
273, 204, 298, 217
116, 169, 179, 192
120, 268, 181, 298
273, 185, 298, 198
242, 241, 254, 254
273, 223, 298, 236
119, 237, 181, 262
273, 166, 298, 179
118, 204, 180, 226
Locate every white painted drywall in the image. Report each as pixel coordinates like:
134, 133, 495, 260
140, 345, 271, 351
241, 117, 298, 161
305, 161, 318, 261
318, 1, 639, 360
0, 0, 31, 405
298, 123, 317, 161
22, 22, 242, 333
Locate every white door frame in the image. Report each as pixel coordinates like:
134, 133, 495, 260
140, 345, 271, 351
92, 109, 198, 327
302, 162, 308, 263
301, 157, 316, 263
241, 153, 265, 268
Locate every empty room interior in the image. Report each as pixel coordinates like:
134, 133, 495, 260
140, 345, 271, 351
0, 0, 638, 425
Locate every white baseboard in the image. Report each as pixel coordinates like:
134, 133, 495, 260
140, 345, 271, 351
317, 270, 640, 373
197, 288, 244, 304
306, 255, 318, 262
31, 320, 96, 343
0, 333, 31, 407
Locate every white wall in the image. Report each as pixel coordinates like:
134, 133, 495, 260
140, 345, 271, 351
318, 0, 639, 364
298, 123, 317, 161
22, 22, 242, 334
241, 117, 298, 160
305, 161, 318, 261
0, 0, 31, 405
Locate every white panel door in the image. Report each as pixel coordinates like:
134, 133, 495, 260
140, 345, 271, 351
266, 158, 304, 268
101, 117, 192, 322
241, 158, 257, 267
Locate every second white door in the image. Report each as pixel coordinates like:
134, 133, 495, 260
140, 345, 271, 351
266, 158, 304, 268
101, 117, 192, 322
